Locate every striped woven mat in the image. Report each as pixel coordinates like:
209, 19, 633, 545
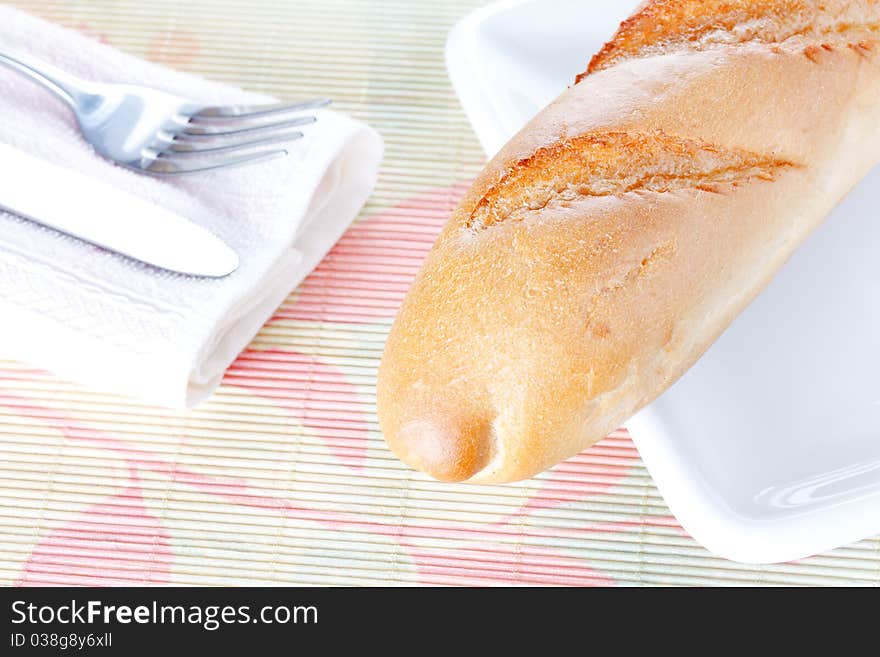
2, 0, 878, 586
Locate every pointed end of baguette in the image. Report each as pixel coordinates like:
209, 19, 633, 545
393, 417, 494, 483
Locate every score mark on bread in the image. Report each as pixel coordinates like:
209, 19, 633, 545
582, 0, 880, 79
466, 131, 795, 231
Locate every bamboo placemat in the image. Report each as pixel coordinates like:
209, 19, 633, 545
1, 0, 878, 587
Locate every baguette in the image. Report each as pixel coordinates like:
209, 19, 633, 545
378, 0, 880, 483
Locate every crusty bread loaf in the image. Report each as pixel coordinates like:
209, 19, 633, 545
378, 0, 880, 483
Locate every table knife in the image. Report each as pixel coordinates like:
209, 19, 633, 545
0, 142, 239, 277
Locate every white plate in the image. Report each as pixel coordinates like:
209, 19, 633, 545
447, 0, 880, 563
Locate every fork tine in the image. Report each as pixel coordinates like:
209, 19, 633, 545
141, 149, 288, 175
193, 98, 331, 120
182, 115, 316, 138
167, 131, 304, 154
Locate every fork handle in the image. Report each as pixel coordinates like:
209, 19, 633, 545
0, 49, 98, 109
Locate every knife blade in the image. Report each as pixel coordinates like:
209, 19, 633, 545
0, 142, 239, 278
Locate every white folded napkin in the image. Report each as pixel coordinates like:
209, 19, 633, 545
0, 7, 383, 407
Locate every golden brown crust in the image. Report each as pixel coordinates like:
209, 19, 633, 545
378, 0, 880, 483
581, 0, 880, 80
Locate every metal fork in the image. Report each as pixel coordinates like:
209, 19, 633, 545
0, 49, 330, 175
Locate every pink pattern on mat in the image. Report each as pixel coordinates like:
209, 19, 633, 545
224, 348, 371, 469
16, 475, 172, 586
2, 383, 639, 585
273, 183, 470, 324
522, 429, 641, 513
1, 181, 668, 587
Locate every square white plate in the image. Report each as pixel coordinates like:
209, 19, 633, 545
447, 0, 880, 563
